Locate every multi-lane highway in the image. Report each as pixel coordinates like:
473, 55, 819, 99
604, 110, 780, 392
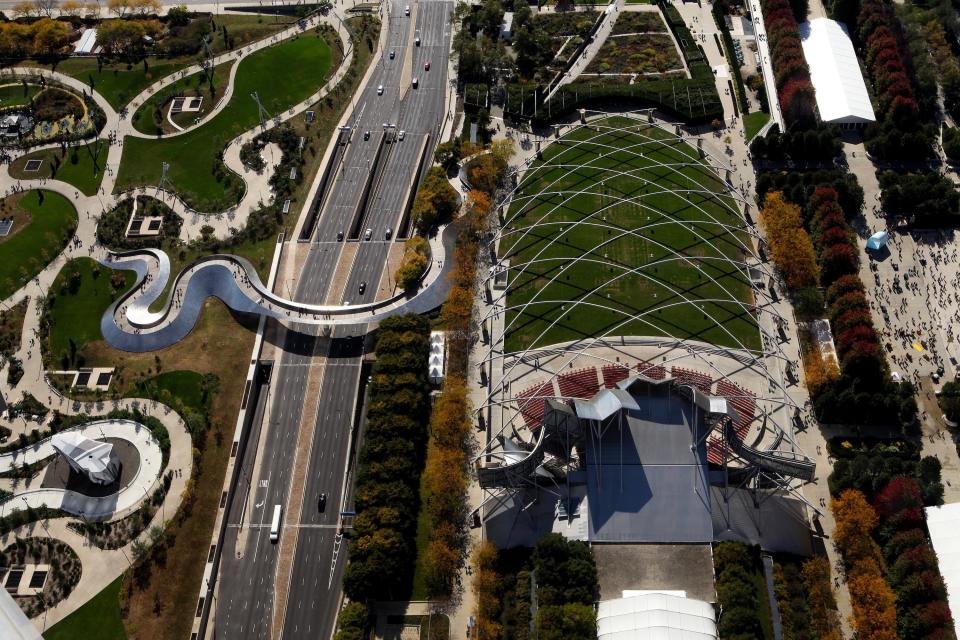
211, 2, 452, 638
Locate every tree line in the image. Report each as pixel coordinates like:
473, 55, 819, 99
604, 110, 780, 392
341, 314, 433, 602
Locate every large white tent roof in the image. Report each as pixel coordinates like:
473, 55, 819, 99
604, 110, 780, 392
597, 592, 718, 640
925, 502, 960, 639
800, 18, 875, 124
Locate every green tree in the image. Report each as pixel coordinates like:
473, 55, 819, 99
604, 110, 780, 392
535, 603, 596, 640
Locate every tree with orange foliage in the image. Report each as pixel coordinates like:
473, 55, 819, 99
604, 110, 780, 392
760, 192, 819, 290
803, 348, 839, 395
832, 488, 883, 569
472, 542, 503, 640
801, 556, 843, 640
847, 571, 898, 640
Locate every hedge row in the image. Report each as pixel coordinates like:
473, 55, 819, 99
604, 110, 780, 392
761, 0, 816, 127
856, 0, 933, 159
832, 488, 899, 640
874, 477, 955, 639
342, 314, 432, 602
714, 542, 768, 638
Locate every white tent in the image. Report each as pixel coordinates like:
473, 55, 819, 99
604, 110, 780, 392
51, 432, 119, 485
597, 592, 718, 640
925, 503, 960, 640
800, 19, 875, 126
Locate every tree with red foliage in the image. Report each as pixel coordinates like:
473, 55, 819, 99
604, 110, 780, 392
874, 476, 922, 519
820, 242, 860, 282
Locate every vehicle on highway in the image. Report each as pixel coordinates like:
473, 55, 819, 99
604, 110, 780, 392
364, 228, 372, 241
398, 130, 405, 141
415, 33, 420, 46
359, 281, 367, 294
390, 49, 395, 59
425, 61, 431, 71
404, 4, 409, 14
363, 130, 370, 140
318, 493, 327, 512
412, 77, 418, 88
386, 227, 393, 239
377, 84, 384, 95
270, 504, 282, 543
337, 230, 344, 241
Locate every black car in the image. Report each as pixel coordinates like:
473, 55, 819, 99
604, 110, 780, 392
363, 130, 370, 141
337, 230, 344, 241
359, 281, 367, 295
318, 493, 327, 512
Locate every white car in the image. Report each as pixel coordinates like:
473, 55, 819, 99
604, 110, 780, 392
364, 228, 372, 240
404, 4, 410, 15
398, 130, 405, 141
377, 84, 384, 95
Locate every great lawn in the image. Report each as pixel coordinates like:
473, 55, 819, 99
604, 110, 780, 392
115, 33, 335, 212
501, 116, 759, 353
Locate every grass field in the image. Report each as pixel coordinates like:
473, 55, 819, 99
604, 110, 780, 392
9, 141, 108, 196
46, 258, 135, 363
744, 111, 771, 141
501, 116, 759, 352
131, 60, 235, 135
0, 82, 42, 107
115, 32, 335, 211
0, 190, 78, 301
44, 577, 126, 640
31, 16, 292, 111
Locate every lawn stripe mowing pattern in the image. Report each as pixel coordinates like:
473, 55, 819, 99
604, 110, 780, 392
501, 116, 759, 353
115, 34, 333, 211
0, 190, 77, 301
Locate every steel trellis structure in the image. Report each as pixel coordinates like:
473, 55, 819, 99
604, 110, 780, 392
474, 112, 817, 531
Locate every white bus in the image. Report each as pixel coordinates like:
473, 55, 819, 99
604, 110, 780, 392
270, 504, 282, 543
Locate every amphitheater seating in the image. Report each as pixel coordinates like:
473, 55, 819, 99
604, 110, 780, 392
601, 364, 631, 389
671, 367, 713, 393
557, 367, 600, 399
716, 380, 756, 440
635, 361, 666, 380
516, 381, 556, 429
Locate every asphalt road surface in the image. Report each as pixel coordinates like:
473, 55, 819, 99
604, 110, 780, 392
213, 2, 452, 638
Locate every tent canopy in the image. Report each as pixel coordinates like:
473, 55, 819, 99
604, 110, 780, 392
867, 231, 889, 250
800, 19, 876, 124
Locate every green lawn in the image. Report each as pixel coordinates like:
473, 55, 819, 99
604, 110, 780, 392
744, 111, 770, 141
52, 58, 190, 111
116, 33, 334, 212
131, 60, 235, 135
9, 141, 108, 196
502, 116, 759, 353
44, 576, 126, 640
133, 370, 207, 411
0, 82, 42, 107
46, 257, 135, 365
0, 190, 77, 300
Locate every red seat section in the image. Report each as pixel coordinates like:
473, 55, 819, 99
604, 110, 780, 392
557, 367, 600, 399
601, 364, 631, 389
671, 367, 713, 393
635, 361, 666, 380
516, 381, 555, 429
